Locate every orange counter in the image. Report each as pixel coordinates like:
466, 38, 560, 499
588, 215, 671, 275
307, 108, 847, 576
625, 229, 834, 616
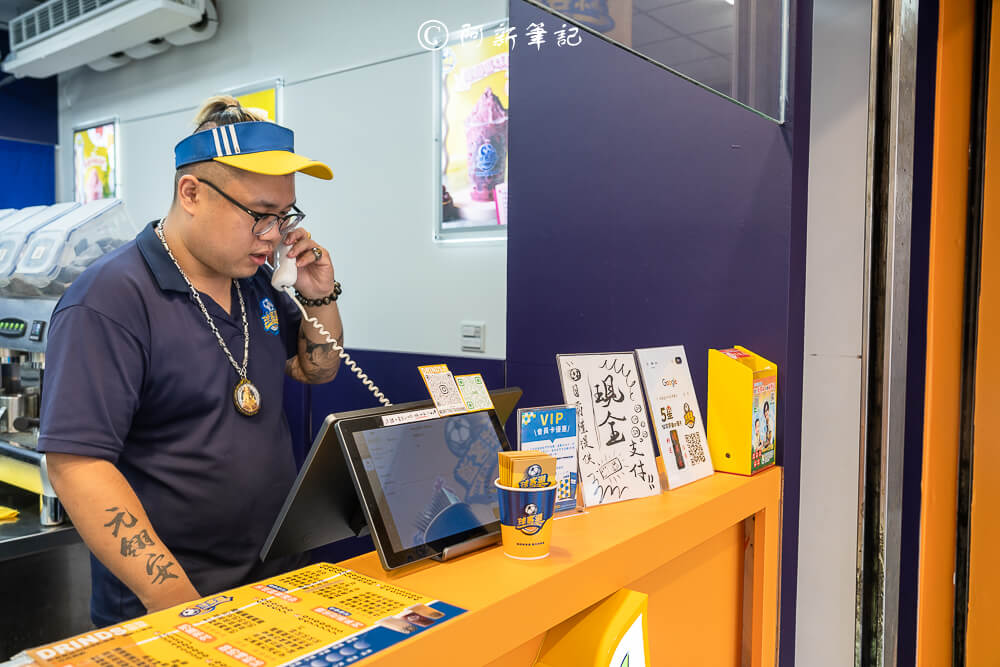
341, 466, 782, 666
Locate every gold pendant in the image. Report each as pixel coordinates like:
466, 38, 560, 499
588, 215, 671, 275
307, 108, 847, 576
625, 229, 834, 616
233, 378, 261, 417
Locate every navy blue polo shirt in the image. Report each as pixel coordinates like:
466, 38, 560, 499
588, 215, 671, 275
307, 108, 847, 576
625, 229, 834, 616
38, 221, 305, 626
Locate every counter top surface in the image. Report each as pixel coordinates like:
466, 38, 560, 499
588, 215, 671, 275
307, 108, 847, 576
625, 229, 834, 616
0, 482, 78, 562
339, 466, 783, 666
6, 467, 782, 667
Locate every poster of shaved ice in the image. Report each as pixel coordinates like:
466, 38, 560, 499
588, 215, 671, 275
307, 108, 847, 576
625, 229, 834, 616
73, 121, 118, 204
440, 20, 509, 230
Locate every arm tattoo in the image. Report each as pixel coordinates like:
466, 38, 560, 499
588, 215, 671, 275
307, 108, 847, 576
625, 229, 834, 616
104, 506, 138, 537
295, 328, 340, 380
104, 506, 177, 585
145, 553, 179, 585
304, 338, 338, 366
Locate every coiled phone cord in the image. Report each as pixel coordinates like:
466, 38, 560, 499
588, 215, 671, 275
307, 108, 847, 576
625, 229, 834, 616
281, 285, 392, 406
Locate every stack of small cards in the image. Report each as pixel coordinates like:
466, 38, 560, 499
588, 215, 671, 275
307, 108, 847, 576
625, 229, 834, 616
498, 451, 556, 489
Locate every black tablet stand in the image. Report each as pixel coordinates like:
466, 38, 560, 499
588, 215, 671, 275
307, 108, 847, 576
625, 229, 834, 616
430, 532, 500, 562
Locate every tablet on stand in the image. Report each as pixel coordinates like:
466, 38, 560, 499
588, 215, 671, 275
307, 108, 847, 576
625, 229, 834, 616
335, 407, 512, 570
261, 389, 521, 566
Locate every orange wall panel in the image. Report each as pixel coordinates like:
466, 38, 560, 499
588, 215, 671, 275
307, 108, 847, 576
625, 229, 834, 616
481, 523, 746, 666
916, 0, 974, 662
631, 523, 744, 665
965, 1, 1000, 660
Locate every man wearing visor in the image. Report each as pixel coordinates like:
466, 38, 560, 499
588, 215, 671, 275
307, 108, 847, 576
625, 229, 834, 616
38, 97, 342, 626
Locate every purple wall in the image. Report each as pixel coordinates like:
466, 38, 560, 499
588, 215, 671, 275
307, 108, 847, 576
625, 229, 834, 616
289, 350, 504, 468
0, 30, 58, 146
506, 1, 811, 663
0, 30, 58, 208
305, 350, 505, 445
0, 138, 54, 208
897, 0, 939, 662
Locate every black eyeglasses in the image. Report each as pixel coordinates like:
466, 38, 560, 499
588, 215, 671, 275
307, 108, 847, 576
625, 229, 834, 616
198, 178, 305, 236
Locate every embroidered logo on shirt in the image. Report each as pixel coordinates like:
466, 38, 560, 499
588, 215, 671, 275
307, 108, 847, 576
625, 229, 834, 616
260, 298, 280, 335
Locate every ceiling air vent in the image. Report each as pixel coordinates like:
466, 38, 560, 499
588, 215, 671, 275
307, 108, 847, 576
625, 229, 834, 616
3, 0, 206, 78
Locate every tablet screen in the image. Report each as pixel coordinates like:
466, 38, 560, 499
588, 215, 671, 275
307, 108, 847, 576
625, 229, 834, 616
353, 411, 504, 554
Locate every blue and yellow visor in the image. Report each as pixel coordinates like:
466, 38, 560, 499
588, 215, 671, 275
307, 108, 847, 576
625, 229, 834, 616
174, 121, 332, 180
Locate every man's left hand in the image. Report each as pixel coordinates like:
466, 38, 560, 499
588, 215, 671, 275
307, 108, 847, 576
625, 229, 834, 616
280, 227, 335, 300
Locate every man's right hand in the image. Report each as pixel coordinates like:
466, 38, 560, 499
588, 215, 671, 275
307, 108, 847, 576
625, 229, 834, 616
45, 452, 201, 614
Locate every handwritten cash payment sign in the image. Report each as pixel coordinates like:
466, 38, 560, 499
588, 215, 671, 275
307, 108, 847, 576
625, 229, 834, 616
518, 406, 580, 512
455, 373, 495, 411
418, 364, 467, 416
636, 346, 714, 489
557, 353, 661, 506
24, 563, 465, 667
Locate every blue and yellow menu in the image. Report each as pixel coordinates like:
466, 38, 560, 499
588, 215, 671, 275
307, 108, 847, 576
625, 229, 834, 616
24, 563, 465, 667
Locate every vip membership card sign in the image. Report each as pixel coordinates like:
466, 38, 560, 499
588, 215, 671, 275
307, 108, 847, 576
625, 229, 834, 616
26, 563, 465, 667
518, 405, 579, 512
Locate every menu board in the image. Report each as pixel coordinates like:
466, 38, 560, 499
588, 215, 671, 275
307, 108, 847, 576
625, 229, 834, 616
24, 563, 464, 667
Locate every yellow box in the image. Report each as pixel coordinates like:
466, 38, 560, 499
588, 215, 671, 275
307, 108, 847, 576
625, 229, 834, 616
707, 346, 777, 475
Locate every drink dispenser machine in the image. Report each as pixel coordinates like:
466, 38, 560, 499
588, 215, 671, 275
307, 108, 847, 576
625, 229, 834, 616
0, 200, 136, 526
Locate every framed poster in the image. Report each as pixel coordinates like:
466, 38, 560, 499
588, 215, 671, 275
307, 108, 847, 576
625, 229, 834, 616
557, 352, 661, 506
222, 78, 283, 123
73, 118, 119, 204
435, 19, 510, 242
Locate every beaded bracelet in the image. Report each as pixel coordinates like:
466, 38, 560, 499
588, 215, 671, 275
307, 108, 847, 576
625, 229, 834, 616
294, 281, 342, 307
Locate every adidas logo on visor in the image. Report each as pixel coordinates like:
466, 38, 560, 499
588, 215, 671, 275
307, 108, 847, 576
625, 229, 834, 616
212, 125, 242, 156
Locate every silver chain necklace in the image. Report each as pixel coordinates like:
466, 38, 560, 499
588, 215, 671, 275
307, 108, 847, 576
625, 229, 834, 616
155, 220, 261, 416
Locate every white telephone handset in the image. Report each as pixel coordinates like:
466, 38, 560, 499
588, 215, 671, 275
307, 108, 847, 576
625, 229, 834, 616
271, 239, 298, 290
272, 237, 391, 406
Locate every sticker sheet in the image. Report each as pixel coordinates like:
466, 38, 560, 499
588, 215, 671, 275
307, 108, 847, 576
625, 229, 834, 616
635, 346, 714, 489
25, 563, 465, 667
454, 373, 495, 412
517, 406, 580, 512
557, 353, 660, 506
417, 364, 467, 416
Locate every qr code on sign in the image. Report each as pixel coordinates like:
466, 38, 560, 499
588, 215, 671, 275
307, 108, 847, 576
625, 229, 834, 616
684, 432, 706, 465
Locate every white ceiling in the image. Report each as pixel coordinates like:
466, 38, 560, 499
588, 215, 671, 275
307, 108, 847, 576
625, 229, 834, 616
631, 0, 735, 94
536, 0, 735, 96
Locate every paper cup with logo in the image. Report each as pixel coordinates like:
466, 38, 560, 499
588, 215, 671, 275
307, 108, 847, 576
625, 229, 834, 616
495, 478, 556, 559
